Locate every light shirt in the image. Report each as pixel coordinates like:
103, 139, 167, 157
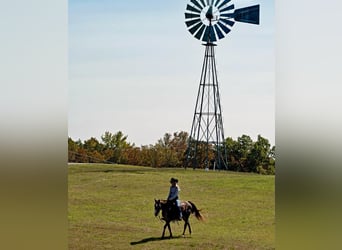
167, 185, 180, 201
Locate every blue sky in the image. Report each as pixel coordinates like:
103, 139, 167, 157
68, 0, 275, 146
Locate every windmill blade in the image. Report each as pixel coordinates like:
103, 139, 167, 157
234, 5, 260, 25
217, 20, 232, 34
186, 18, 202, 28
194, 24, 206, 40
199, 0, 206, 8
186, 4, 201, 14
190, 0, 204, 10
220, 4, 234, 13
209, 25, 217, 42
202, 26, 210, 42
213, 24, 225, 39
217, 0, 231, 10
214, 0, 221, 7
201, 26, 217, 42
189, 22, 204, 35
185, 12, 201, 19
219, 18, 235, 27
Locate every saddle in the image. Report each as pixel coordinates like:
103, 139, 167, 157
166, 200, 183, 220
166, 200, 177, 209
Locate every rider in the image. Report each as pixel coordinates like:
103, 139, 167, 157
167, 177, 182, 220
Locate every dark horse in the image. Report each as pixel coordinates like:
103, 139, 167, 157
154, 199, 203, 238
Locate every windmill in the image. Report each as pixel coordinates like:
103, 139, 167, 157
184, 0, 260, 170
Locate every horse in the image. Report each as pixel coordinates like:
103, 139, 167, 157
154, 199, 203, 239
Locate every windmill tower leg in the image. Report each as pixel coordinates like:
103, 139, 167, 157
186, 43, 228, 170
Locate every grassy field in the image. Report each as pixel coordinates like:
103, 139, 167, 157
68, 164, 274, 250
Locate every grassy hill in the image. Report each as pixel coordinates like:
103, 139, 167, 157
68, 164, 274, 249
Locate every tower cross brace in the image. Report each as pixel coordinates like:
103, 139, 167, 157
186, 42, 228, 170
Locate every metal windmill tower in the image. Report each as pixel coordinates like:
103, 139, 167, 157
184, 0, 260, 170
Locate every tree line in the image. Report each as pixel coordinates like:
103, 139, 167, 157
68, 131, 275, 175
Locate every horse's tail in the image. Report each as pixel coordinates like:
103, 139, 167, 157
188, 201, 204, 221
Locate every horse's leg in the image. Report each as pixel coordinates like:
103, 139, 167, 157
182, 213, 191, 236
186, 213, 192, 235
182, 220, 187, 236
162, 222, 167, 239
167, 221, 172, 238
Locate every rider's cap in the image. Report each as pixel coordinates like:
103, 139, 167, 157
170, 177, 178, 183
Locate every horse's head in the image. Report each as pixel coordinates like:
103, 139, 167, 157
154, 199, 162, 217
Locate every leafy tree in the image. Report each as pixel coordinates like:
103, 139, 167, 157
235, 135, 253, 172
83, 137, 103, 152
225, 137, 240, 171
225, 135, 275, 174
170, 131, 188, 167
68, 130, 275, 174
149, 145, 162, 168
68, 137, 90, 163
139, 145, 153, 166
248, 135, 271, 172
101, 131, 130, 163
156, 133, 179, 168
122, 146, 141, 166
87, 150, 105, 163
68, 137, 78, 162
81, 137, 104, 163
149, 132, 189, 168
188, 141, 215, 169
270, 145, 275, 160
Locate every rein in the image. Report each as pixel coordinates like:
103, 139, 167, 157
155, 201, 169, 222
154, 202, 163, 222
155, 215, 162, 222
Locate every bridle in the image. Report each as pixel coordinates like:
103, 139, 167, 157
154, 200, 161, 217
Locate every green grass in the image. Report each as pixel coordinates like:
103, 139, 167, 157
69, 164, 274, 250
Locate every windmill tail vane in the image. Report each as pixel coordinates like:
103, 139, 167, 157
234, 5, 260, 24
